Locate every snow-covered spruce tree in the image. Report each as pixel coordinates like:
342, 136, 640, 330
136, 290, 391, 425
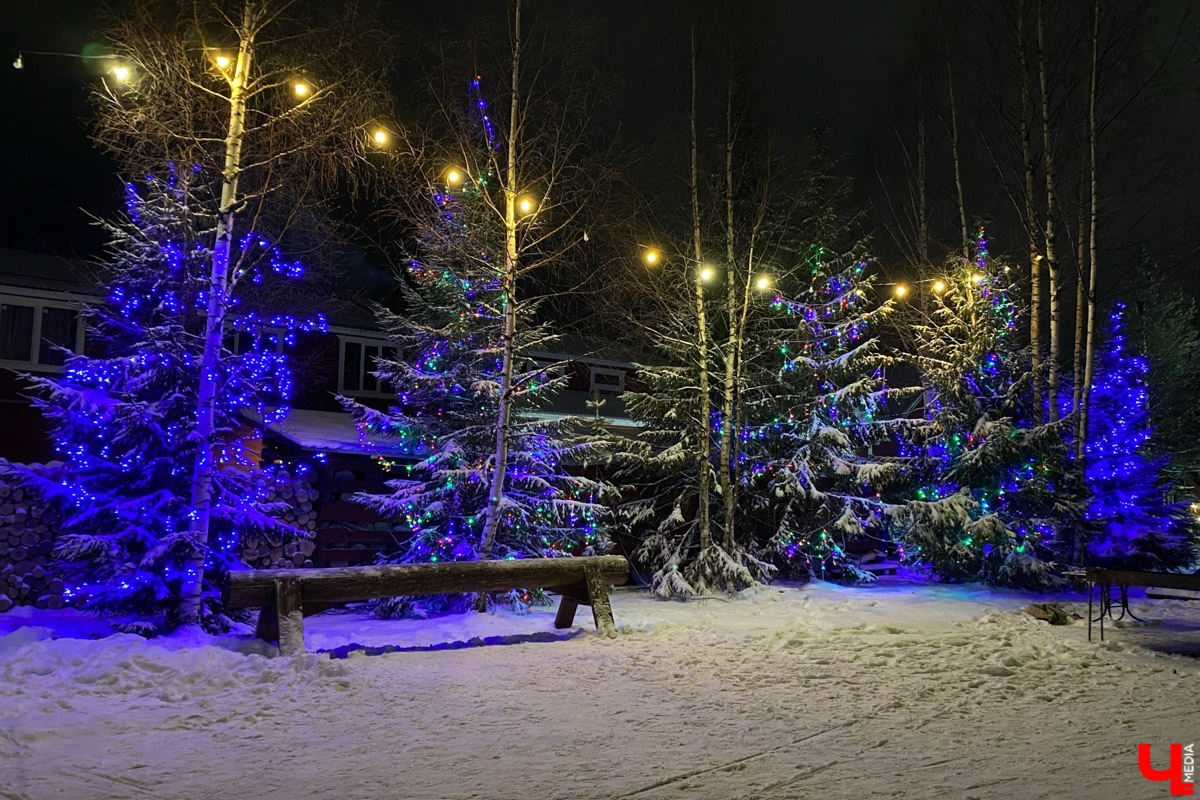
895, 234, 1078, 587
19, 171, 320, 631
343, 183, 612, 617
1084, 303, 1195, 569
739, 244, 905, 582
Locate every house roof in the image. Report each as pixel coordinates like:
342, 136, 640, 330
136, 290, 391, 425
248, 409, 416, 458
0, 249, 95, 294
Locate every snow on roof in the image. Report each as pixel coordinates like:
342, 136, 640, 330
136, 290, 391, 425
249, 409, 412, 457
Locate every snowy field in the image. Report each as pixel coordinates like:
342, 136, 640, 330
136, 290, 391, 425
2, 579, 1198, 800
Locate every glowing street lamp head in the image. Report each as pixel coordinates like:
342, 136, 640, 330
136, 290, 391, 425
643, 249, 659, 265
111, 65, 130, 81
372, 129, 388, 145
971, 274, 984, 284
894, 285, 907, 298
933, 280, 946, 293
518, 196, 536, 214
293, 81, 309, 97
699, 266, 715, 282
215, 55, 230, 69
445, 168, 463, 185
756, 275, 770, 290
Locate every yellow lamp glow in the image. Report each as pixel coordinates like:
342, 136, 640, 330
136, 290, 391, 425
643, 249, 659, 265
293, 81, 309, 96
372, 129, 388, 145
895, 285, 908, 298
756, 276, 770, 289
111, 66, 130, 81
933, 280, 946, 293
216, 55, 230, 69
446, 169, 463, 184
518, 197, 535, 214
971, 274, 984, 284
700, 267, 714, 281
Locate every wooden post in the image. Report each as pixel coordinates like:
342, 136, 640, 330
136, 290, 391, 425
276, 577, 305, 656
584, 565, 618, 639
551, 582, 585, 629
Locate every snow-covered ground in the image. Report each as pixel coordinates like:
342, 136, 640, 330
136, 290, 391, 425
2, 579, 1197, 799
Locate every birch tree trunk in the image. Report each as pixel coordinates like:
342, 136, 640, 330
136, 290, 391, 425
1078, 0, 1100, 465
1072, 158, 1087, 419
478, 0, 523, 570
947, 61, 969, 261
1037, 1, 1061, 423
179, 1, 256, 626
1018, 0, 1043, 420
917, 105, 928, 266
719, 73, 737, 553
690, 28, 712, 552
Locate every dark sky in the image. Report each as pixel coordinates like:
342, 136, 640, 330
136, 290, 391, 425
0, 0, 928, 257
1, 0, 1196, 303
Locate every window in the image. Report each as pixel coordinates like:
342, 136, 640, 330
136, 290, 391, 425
339, 336, 396, 397
0, 297, 84, 370
589, 366, 625, 394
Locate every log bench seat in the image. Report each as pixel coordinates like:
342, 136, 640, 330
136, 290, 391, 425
223, 555, 631, 655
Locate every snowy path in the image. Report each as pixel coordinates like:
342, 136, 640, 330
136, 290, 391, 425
2, 581, 1197, 799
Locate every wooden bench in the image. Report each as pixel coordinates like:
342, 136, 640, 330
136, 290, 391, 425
224, 555, 631, 655
1085, 567, 1200, 641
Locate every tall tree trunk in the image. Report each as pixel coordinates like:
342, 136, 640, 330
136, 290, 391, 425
1038, 0, 1061, 423
731, 150, 770, 518
1019, 0, 1043, 420
690, 28, 712, 552
719, 71, 737, 552
947, 61, 969, 261
1079, 0, 1100, 465
917, 104, 928, 266
1072, 155, 1087, 419
478, 0, 523, 571
180, 1, 255, 626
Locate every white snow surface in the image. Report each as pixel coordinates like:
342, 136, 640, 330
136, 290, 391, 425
2, 579, 1198, 799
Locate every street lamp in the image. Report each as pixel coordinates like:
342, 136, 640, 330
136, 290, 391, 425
643, 248, 659, 266
894, 285, 908, 298
518, 196, 536, 215
293, 81, 310, 97
445, 168, 464, 185
111, 65, 130, 81
215, 55, 230, 69
933, 280, 946, 293
756, 275, 770, 290
699, 266, 715, 282
371, 129, 388, 146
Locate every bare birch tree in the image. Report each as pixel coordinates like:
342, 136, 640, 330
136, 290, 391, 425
92, 0, 389, 624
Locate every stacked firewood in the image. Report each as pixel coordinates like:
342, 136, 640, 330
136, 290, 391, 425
0, 464, 65, 612
239, 469, 319, 570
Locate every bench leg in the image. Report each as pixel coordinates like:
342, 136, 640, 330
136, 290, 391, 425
255, 597, 280, 644
275, 577, 306, 656
550, 583, 587, 629
584, 565, 618, 639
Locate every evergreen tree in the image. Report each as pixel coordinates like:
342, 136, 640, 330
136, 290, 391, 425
1084, 303, 1195, 569
742, 245, 904, 582
895, 234, 1077, 587
18, 170, 318, 630
1127, 263, 1200, 493
343, 181, 611, 616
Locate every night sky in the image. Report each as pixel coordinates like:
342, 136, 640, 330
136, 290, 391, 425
2, 0, 1196, 300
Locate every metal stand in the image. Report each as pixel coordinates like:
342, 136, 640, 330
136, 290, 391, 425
1088, 579, 1142, 641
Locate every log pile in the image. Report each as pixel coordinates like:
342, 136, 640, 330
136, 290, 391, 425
0, 463, 65, 612
239, 469, 319, 571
